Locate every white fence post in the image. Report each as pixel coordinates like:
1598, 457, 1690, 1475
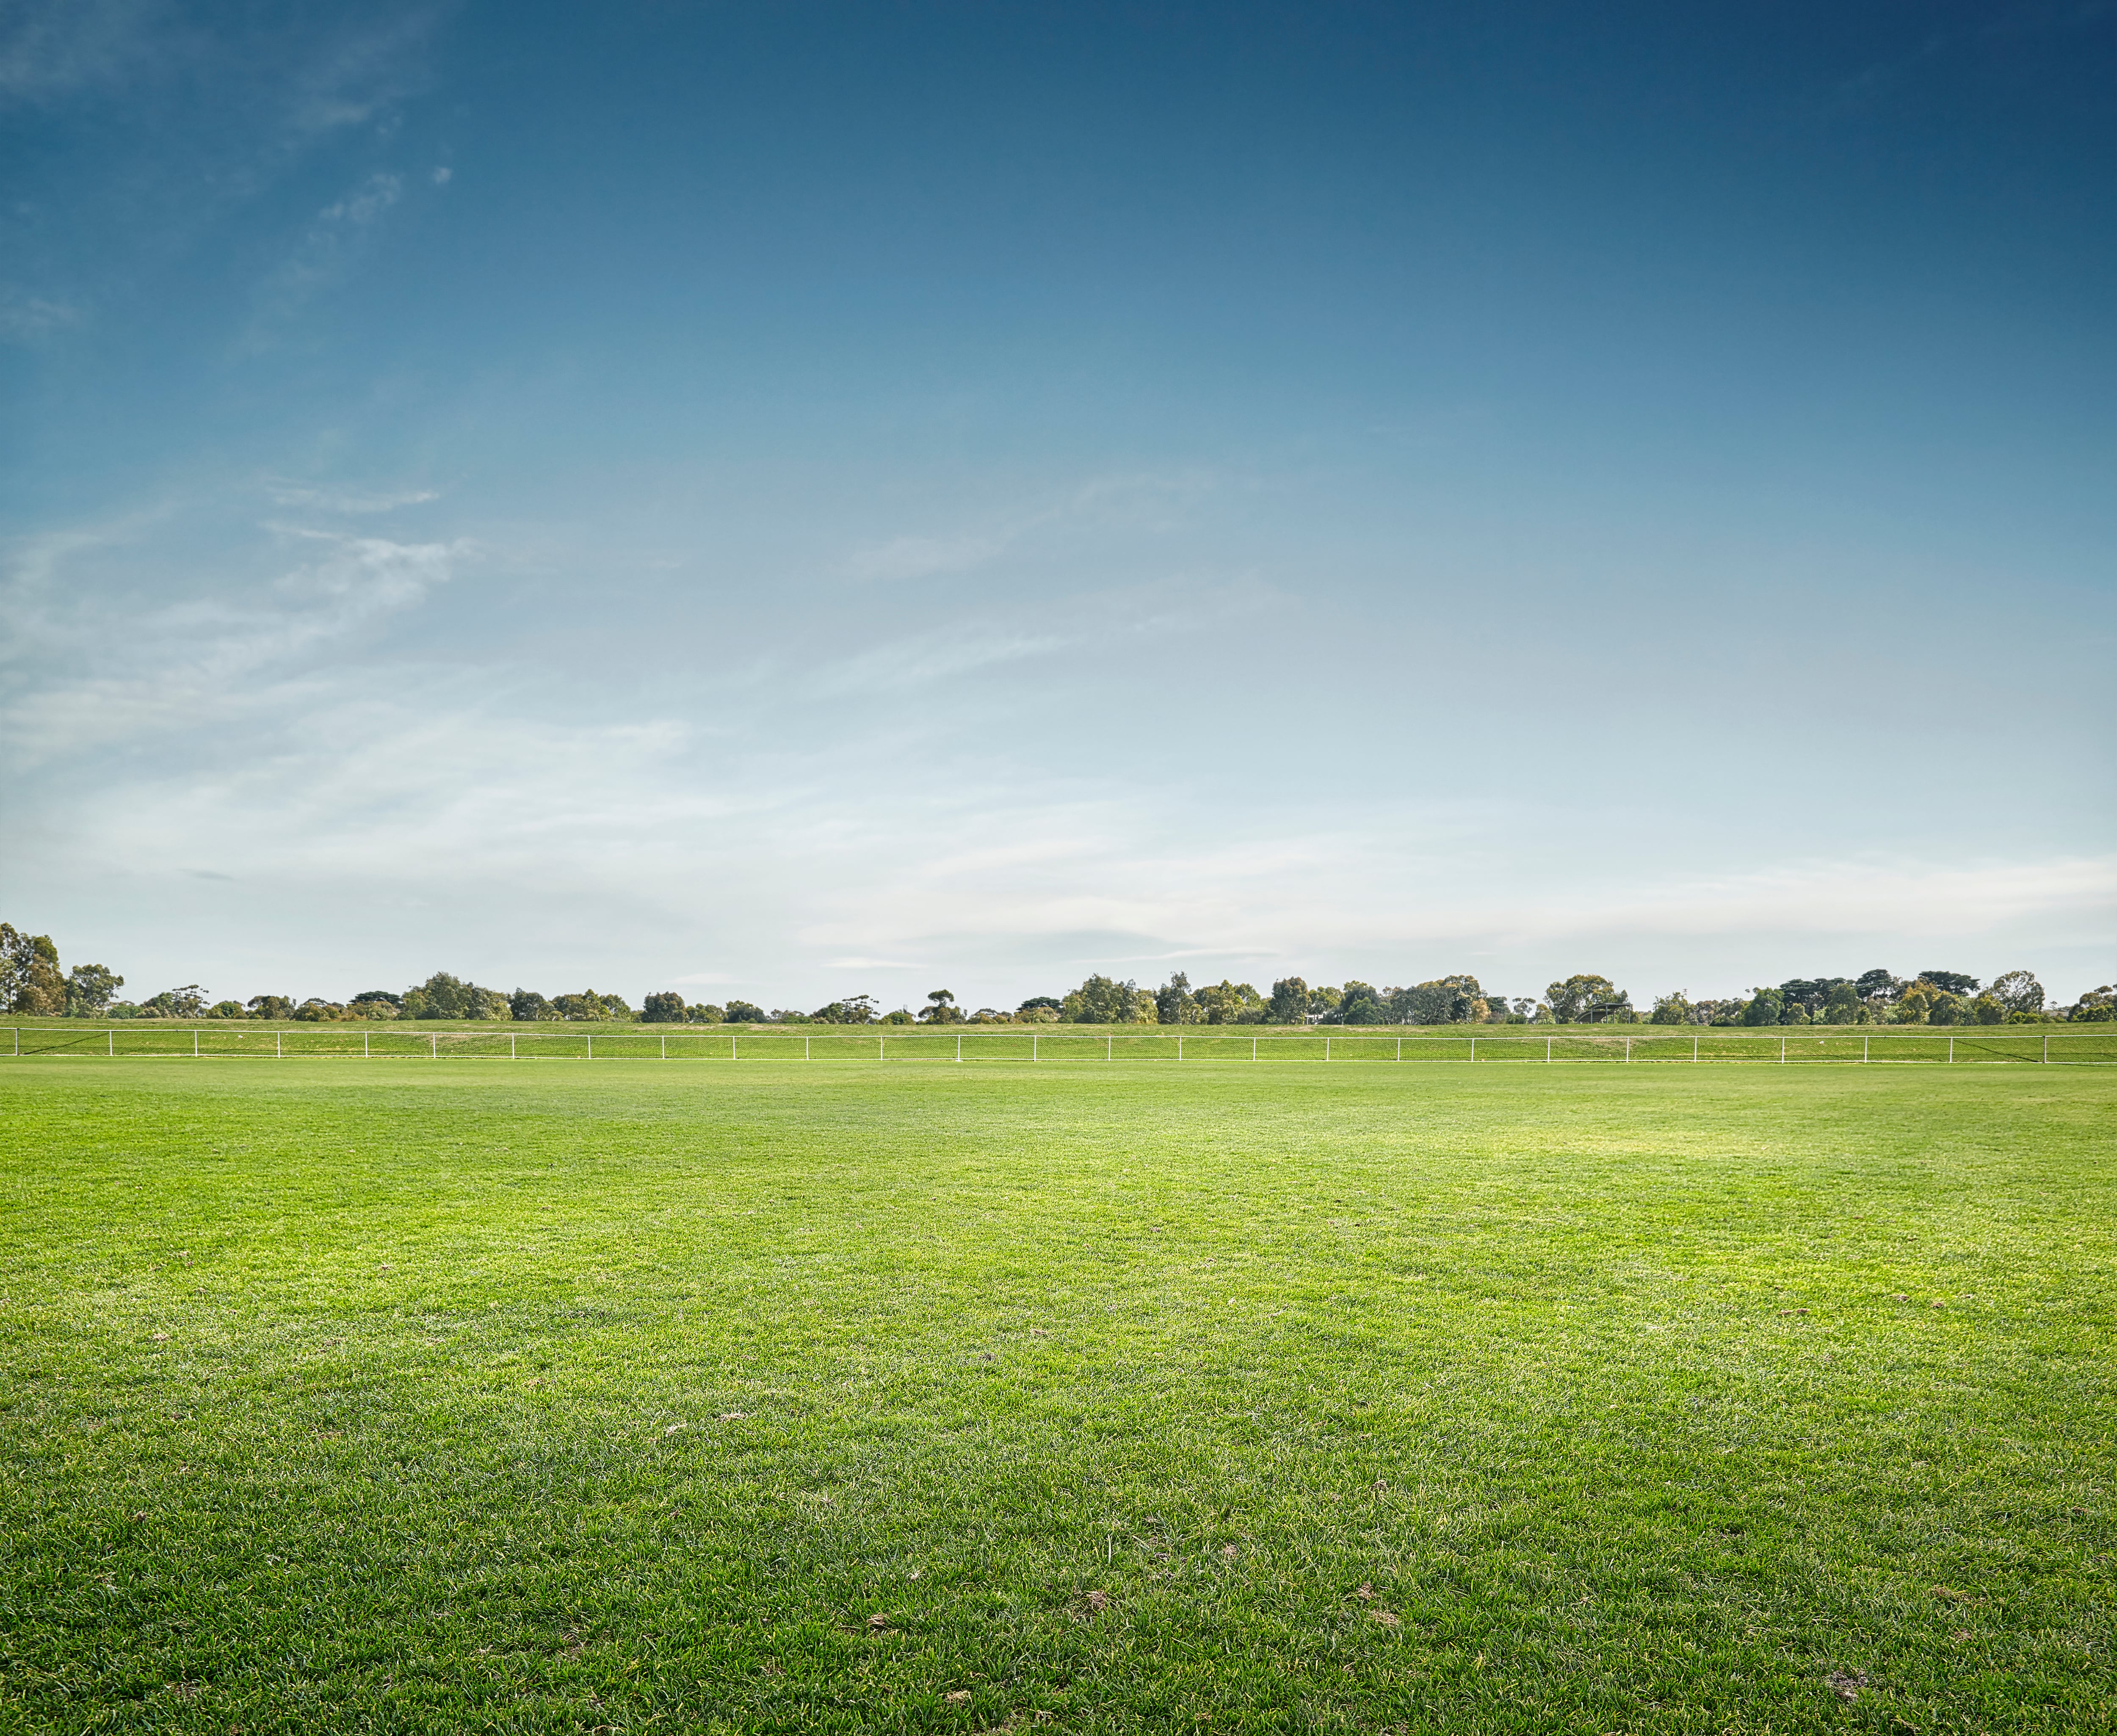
586, 1035, 592, 1060
193, 1029, 199, 1058
431, 1032, 437, 1060
1693, 1034, 1699, 1063
109, 1030, 114, 1057
1396, 1036, 1402, 1061
1625, 1036, 1631, 1063
1780, 1036, 1785, 1064
1252, 1036, 1257, 1060
2043, 1033, 2049, 1064
1948, 1035, 1954, 1064
1864, 1035, 1869, 1064
276, 1031, 282, 1059
1546, 1036, 1552, 1063
1470, 1036, 1476, 1064
956, 1034, 962, 1063
1106, 1033, 1112, 1061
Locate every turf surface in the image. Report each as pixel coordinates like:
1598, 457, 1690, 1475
0, 1060, 2110, 1733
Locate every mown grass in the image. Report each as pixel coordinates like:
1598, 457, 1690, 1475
0, 1060, 2109, 1733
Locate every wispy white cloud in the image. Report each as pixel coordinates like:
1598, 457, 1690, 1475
243, 172, 404, 340
838, 469, 1219, 583
0, 0, 162, 105
843, 533, 1007, 582
807, 624, 1065, 696
264, 481, 442, 514
0, 522, 471, 761
0, 285, 83, 343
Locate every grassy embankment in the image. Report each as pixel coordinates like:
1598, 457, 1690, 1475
0, 1060, 2110, 1732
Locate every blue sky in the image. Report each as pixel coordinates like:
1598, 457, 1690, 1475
2, 0, 2112, 1011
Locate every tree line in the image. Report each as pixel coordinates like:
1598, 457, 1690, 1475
5, 927, 2109, 1026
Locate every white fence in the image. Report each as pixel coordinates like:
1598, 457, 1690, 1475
3, 1026, 2109, 1065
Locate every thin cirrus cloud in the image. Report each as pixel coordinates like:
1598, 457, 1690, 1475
0, 522, 470, 761
841, 533, 1009, 582
243, 173, 406, 342
264, 481, 442, 514
804, 624, 1066, 696
0, 287, 84, 343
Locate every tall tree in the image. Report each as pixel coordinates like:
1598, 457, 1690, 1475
64, 963, 123, 1018
1155, 972, 1199, 1025
1264, 977, 1308, 1024
1854, 969, 1901, 1002
0, 925, 66, 1015
1545, 974, 1621, 1023
811, 995, 879, 1024
1987, 970, 2044, 1015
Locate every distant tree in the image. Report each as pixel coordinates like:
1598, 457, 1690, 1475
1650, 992, 1692, 1025
1967, 994, 2006, 1025
406, 972, 465, 1018
1854, 969, 1901, 1003
918, 989, 964, 1025
1742, 988, 1784, 1027
1155, 972, 1199, 1025
881, 1006, 918, 1024
1821, 981, 1865, 1024
1916, 970, 1980, 997
641, 992, 687, 1023
972, 1007, 1014, 1024
1060, 975, 1138, 1024
348, 994, 401, 1020
1194, 980, 1263, 1024
140, 985, 209, 1018
64, 963, 124, 1018
208, 1000, 246, 1019
294, 999, 348, 1021
1777, 979, 1849, 1020
1987, 970, 2044, 1016
352, 989, 403, 1009
810, 995, 879, 1024
1389, 976, 1483, 1024
553, 991, 625, 1022
1017, 996, 1063, 1016
1546, 974, 1622, 1023
1263, 977, 1308, 1024
684, 1002, 727, 1024
246, 994, 294, 1020
724, 999, 767, 1023
1334, 981, 1391, 1025
0, 925, 66, 1015
2071, 986, 2115, 1022
1013, 1003, 1060, 1024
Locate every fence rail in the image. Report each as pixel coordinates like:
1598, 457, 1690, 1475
3, 1027, 2112, 1065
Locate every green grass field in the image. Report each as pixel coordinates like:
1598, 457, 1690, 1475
1, 1061, 2109, 1733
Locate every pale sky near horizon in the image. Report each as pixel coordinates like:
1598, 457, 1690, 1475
2, 0, 2112, 1013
